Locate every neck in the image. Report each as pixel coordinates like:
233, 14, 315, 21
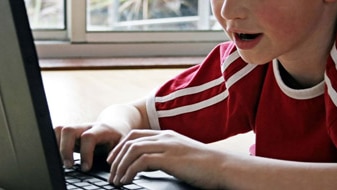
278, 61, 323, 89
278, 35, 335, 89
277, 56, 327, 89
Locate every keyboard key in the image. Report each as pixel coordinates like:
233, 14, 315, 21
86, 178, 102, 183
122, 184, 144, 189
66, 184, 78, 190
103, 185, 120, 190
83, 185, 100, 190
93, 181, 110, 186
64, 164, 145, 190
67, 178, 81, 183
73, 182, 91, 187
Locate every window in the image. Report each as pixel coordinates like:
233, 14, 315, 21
24, 0, 67, 41
87, 0, 218, 31
25, 0, 226, 58
84, 0, 224, 43
24, 0, 65, 29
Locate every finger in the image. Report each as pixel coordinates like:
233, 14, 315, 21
54, 125, 63, 148
80, 123, 122, 171
110, 138, 164, 185
107, 129, 158, 164
59, 125, 91, 168
79, 131, 96, 171
120, 153, 163, 185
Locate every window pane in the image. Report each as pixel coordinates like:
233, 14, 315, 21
87, 0, 219, 31
24, 0, 65, 30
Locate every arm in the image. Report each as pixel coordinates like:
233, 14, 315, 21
219, 151, 337, 190
54, 98, 151, 171
97, 98, 151, 135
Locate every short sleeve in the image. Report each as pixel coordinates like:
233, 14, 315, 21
145, 42, 255, 143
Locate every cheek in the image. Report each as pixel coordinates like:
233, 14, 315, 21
256, 8, 309, 44
255, 1, 322, 39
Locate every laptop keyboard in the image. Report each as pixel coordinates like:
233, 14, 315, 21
64, 164, 146, 190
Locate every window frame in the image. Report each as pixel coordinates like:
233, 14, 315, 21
33, 0, 227, 58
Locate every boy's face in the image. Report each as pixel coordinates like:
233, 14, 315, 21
211, 0, 336, 64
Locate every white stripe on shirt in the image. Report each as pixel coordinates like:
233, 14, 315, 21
155, 76, 225, 103
221, 50, 241, 73
146, 88, 161, 130
221, 49, 257, 88
225, 63, 257, 88
326, 42, 337, 107
325, 73, 337, 107
155, 59, 257, 118
157, 90, 229, 117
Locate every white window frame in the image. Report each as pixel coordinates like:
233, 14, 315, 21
34, 0, 227, 59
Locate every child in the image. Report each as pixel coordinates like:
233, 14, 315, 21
55, 0, 337, 189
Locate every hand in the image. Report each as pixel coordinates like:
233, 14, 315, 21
107, 129, 227, 189
54, 122, 123, 171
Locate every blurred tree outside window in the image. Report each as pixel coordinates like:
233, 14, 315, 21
87, 0, 219, 31
24, 0, 65, 30
22, 0, 223, 58
23, 0, 219, 32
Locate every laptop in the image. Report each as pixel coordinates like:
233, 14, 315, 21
0, 1, 197, 189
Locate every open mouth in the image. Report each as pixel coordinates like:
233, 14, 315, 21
237, 33, 262, 41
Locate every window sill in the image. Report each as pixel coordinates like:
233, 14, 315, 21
35, 41, 221, 59
39, 56, 204, 70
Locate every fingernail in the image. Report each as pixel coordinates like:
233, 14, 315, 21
113, 176, 120, 186
64, 160, 72, 168
120, 176, 126, 184
81, 163, 90, 172
108, 175, 114, 184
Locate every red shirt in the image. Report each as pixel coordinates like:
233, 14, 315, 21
146, 38, 337, 162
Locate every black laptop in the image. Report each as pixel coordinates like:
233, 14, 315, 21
0, 1, 197, 189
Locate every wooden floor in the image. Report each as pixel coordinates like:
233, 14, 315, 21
41, 59, 255, 154
42, 68, 184, 125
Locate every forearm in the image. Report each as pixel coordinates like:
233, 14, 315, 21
97, 100, 151, 137
221, 152, 337, 190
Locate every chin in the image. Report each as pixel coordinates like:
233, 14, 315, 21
238, 52, 272, 65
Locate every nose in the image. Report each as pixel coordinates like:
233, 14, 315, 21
221, 0, 247, 20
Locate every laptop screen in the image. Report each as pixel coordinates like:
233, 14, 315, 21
0, 0, 65, 189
